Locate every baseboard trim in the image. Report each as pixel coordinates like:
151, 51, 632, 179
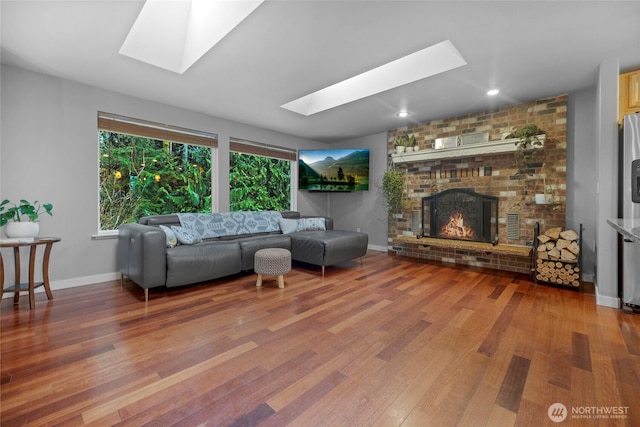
368, 244, 387, 252
51, 272, 120, 290
2, 272, 119, 298
594, 287, 620, 308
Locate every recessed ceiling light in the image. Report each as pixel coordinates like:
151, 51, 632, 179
120, 0, 264, 74
281, 40, 467, 116
487, 89, 500, 96
397, 111, 409, 118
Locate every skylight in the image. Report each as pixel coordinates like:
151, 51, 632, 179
281, 40, 467, 116
120, 0, 263, 74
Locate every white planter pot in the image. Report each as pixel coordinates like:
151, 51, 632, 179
413, 146, 419, 151
535, 193, 553, 204
395, 146, 406, 154
5, 222, 39, 238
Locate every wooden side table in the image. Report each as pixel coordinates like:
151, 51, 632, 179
0, 237, 61, 310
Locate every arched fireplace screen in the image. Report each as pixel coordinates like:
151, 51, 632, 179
421, 188, 498, 245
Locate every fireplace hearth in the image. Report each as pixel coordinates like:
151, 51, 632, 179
421, 188, 498, 245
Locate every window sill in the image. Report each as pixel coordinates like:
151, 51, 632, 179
92, 230, 118, 240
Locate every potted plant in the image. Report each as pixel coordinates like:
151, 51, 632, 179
393, 132, 417, 154
508, 124, 546, 150
532, 163, 557, 205
394, 136, 407, 154
0, 199, 54, 238
381, 168, 405, 217
411, 135, 419, 151
509, 124, 546, 171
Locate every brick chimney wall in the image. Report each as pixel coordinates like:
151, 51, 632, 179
387, 95, 567, 272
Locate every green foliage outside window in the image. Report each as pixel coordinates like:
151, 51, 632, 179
230, 152, 290, 211
99, 131, 212, 230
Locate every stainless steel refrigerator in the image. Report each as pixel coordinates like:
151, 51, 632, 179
619, 113, 640, 309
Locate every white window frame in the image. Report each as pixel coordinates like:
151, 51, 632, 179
96, 112, 218, 236
229, 138, 297, 212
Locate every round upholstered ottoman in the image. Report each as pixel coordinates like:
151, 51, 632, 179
254, 248, 291, 289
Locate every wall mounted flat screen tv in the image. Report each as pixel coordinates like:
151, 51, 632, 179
298, 148, 370, 192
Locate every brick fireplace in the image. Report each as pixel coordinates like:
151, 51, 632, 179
387, 95, 567, 274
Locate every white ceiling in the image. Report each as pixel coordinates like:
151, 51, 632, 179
2, 1, 640, 143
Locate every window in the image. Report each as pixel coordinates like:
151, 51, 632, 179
98, 112, 216, 231
229, 139, 296, 212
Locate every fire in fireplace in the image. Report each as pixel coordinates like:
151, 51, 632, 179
441, 212, 475, 239
421, 188, 498, 245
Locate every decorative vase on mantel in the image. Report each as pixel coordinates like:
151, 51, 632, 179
5, 222, 39, 239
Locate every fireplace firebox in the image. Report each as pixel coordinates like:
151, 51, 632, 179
421, 188, 499, 245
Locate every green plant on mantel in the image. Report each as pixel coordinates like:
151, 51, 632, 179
0, 199, 54, 227
382, 168, 405, 217
394, 131, 416, 147
406, 132, 416, 147
508, 124, 546, 150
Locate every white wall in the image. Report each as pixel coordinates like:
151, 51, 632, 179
327, 132, 388, 251
594, 58, 622, 307
566, 88, 597, 282
0, 65, 325, 289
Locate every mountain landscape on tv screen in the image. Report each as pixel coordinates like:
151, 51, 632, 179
299, 150, 369, 191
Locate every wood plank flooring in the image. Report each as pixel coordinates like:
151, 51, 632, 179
2, 252, 640, 426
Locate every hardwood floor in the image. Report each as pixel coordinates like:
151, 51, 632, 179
1, 252, 639, 426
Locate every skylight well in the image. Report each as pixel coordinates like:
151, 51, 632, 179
281, 40, 467, 116
120, 0, 264, 74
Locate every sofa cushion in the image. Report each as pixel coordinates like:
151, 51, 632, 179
236, 234, 291, 271
139, 214, 181, 227
165, 241, 242, 287
236, 234, 292, 270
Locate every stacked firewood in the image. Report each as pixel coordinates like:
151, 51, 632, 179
535, 227, 580, 287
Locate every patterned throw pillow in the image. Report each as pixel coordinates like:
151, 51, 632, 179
296, 217, 326, 231
171, 225, 202, 245
159, 225, 178, 248
278, 217, 326, 234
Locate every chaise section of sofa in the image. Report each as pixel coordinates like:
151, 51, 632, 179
289, 230, 369, 277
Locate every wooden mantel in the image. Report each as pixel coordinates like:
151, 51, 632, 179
391, 135, 545, 164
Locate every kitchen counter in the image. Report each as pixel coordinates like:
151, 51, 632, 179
607, 218, 640, 243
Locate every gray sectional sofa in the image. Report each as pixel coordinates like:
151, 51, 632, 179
117, 210, 368, 301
